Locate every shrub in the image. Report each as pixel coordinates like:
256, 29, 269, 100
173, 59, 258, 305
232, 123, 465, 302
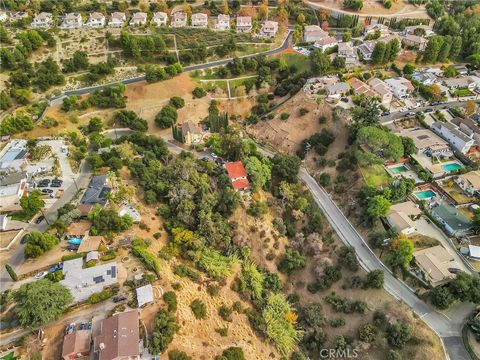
218, 304, 233, 322
215, 327, 228, 337
386, 323, 412, 348
168, 350, 192, 360
216, 347, 245, 360
5, 264, 17, 281
190, 299, 207, 319
207, 284, 220, 296
132, 244, 161, 277
88, 286, 118, 304
280, 112, 290, 120
299, 107, 309, 116
192, 87, 207, 98
155, 105, 178, 129
173, 264, 201, 281
149, 309, 178, 354
85, 260, 96, 268
358, 323, 377, 343
163, 291, 177, 312
169, 96, 185, 109
61, 252, 86, 261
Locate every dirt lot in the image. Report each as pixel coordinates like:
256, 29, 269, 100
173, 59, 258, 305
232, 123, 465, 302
247, 92, 338, 155
310, 0, 429, 17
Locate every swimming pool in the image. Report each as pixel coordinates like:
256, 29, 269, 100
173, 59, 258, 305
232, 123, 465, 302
390, 165, 408, 174
442, 163, 462, 172
68, 238, 82, 245
415, 189, 436, 200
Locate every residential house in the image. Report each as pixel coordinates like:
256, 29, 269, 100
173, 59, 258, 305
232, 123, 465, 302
85, 12, 105, 28
258, 21, 278, 38
443, 77, 475, 90
398, 127, 451, 156
325, 82, 350, 97
10, 12, 28, 22
357, 40, 376, 61
191, 13, 208, 28
468, 75, 480, 90
455, 171, 480, 196
431, 203, 471, 235
432, 121, 475, 154
171, 11, 187, 28
94, 310, 140, 360
413, 245, 457, 287
454, 65, 469, 75
0, 140, 27, 173
0, 12, 7, 22
136, 284, 154, 307
60, 13, 83, 29
386, 201, 422, 236
31, 12, 53, 28
303, 25, 328, 43
236, 16, 252, 33
337, 42, 358, 67
313, 36, 338, 52
80, 175, 111, 206
348, 78, 377, 98
385, 77, 414, 99
62, 330, 91, 360
181, 121, 203, 145
367, 78, 393, 106
451, 116, 480, 146
363, 23, 389, 36
216, 14, 230, 30
401, 25, 434, 37
60, 258, 118, 302
152, 12, 167, 26
77, 235, 103, 253
412, 71, 438, 85
469, 245, 480, 261
225, 161, 249, 193
108, 12, 126, 27
0, 171, 28, 211
401, 34, 427, 50
119, 203, 141, 223
129, 12, 147, 26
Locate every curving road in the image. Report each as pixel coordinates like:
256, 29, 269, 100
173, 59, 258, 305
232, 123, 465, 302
50, 31, 293, 101
300, 169, 473, 360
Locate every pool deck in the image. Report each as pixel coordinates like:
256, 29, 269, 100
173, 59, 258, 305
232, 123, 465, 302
385, 163, 423, 184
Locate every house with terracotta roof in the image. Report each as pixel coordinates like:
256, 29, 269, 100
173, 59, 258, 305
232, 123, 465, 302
224, 161, 249, 192
62, 330, 91, 360
348, 78, 377, 98
367, 78, 393, 106
94, 310, 140, 360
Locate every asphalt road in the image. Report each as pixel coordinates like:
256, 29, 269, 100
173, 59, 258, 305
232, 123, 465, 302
0, 161, 91, 292
299, 169, 473, 360
50, 31, 293, 101
380, 99, 480, 124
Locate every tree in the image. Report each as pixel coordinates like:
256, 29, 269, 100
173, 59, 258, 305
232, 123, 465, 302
20, 190, 45, 219
401, 136, 416, 156
309, 49, 331, 75
386, 236, 414, 268
278, 249, 306, 275
352, 97, 381, 126
364, 269, 384, 289
271, 153, 301, 183
0, 90, 11, 110
155, 105, 178, 128
247, 201, 268, 218
356, 126, 404, 162
15, 279, 72, 328
5, 264, 17, 281
343, 0, 363, 10
149, 309, 178, 355
24, 232, 60, 258
192, 87, 207, 98
245, 156, 271, 191
426, 0, 444, 19
386, 323, 412, 348
430, 286, 454, 309
169, 96, 185, 109
113, 110, 148, 131
190, 299, 207, 319
366, 195, 391, 220
423, 36, 444, 63
358, 323, 377, 343
465, 101, 477, 117
169, 350, 192, 360
448, 272, 480, 303
87, 117, 103, 133
88, 207, 133, 234
371, 42, 386, 64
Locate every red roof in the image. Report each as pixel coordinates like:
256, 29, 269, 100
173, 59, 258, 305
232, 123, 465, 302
225, 161, 247, 180
231, 178, 249, 190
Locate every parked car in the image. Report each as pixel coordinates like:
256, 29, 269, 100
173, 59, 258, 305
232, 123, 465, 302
113, 295, 127, 303
424, 108, 433, 113
448, 268, 462, 274
34, 271, 48, 279
20, 234, 29, 244
87, 322, 92, 331
406, 112, 415, 116
80, 322, 86, 330
41, 188, 53, 194
67, 323, 75, 334
49, 263, 63, 273
35, 215, 45, 224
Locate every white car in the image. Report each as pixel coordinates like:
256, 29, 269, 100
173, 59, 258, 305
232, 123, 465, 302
34, 271, 48, 279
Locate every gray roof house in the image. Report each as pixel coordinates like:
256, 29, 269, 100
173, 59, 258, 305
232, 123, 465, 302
431, 204, 471, 235
80, 175, 111, 206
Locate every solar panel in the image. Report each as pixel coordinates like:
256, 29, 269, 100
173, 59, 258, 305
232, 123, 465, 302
111, 266, 116, 278
93, 275, 105, 283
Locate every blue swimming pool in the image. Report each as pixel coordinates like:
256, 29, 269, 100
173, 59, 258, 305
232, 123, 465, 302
442, 163, 462, 172
68, 238, 82, 245
415, 189, 436, 200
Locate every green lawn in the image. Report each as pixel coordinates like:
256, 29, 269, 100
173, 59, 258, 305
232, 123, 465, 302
360, 164, 391, 188
279, 53, 311, 74
452, 88, 474, 97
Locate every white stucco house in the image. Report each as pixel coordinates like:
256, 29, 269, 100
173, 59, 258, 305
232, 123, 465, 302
257, 21, 278, 38
85, 12, 105, 28
108, 12, 126, 27
60, 13, 83, 29
216, 14, 230, 31
171, 11, 187, 28
129, 12, 148, 26
152, 12, 168, 26
236, 16, 252, 33
31, 12, 53, 28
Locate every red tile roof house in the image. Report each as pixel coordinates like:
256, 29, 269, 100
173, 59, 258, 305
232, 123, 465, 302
94, 310, 140, 360
225, 161, 250, 193
62, 330, 91, 360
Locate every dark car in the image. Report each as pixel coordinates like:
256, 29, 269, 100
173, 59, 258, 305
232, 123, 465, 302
424, 108, 433, 113
35, 215, 45, 224
51, 182, 62, 188
37, 181, 49, 188
41, 188, 53, 194
448, 268, 462, 274
20, 234, 29, 244
113, 295, 127, 303
340, 97, 349, 103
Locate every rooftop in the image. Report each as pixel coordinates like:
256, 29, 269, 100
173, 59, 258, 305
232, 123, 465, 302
225, 161, 247, 179
0, 171, 26, 187
136, 284, 154, 307
433, 121, 473, 143
414, 245, 456, 285
432, 204, 471, 232
398, 127, 448, 151
62, 330, 91, 359
77, 235, 103, 253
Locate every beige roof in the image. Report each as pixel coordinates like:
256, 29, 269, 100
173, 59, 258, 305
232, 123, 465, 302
349, 78, 377, 97
94, 310, 139, 360
387, 211, 414, 232
367, 78, 393, 97
62, 330, 91, 359
414, 245, 455, 284
315, 36, 337, 46
458, 171, 480, 189
390, 201, 422, 217
398, 128, 448, 151
68, 220, 92, 236
77, 235, 103, 253
181, 121, 202, 135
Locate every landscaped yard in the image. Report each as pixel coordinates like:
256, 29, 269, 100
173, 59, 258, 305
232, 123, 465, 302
440, 181, 476, 205
360, 164, 391, 188
279, 53, 312, 74
452, 88, 474, 97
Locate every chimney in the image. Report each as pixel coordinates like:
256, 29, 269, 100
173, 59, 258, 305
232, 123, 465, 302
99, 343, 105, 350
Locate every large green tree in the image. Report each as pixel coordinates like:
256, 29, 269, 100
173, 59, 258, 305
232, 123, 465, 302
309, 49, 331, 75
245, 156, 271, 191
149, 309, 178, 355
20, 190, 45, 219
15, 279, 72, 328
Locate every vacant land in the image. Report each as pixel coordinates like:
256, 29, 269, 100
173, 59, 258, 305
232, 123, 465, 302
309, 0, 429, 17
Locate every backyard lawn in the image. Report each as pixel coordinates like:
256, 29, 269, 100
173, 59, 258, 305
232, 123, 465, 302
360, 164, 391, 188
452, 88, 474, 97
